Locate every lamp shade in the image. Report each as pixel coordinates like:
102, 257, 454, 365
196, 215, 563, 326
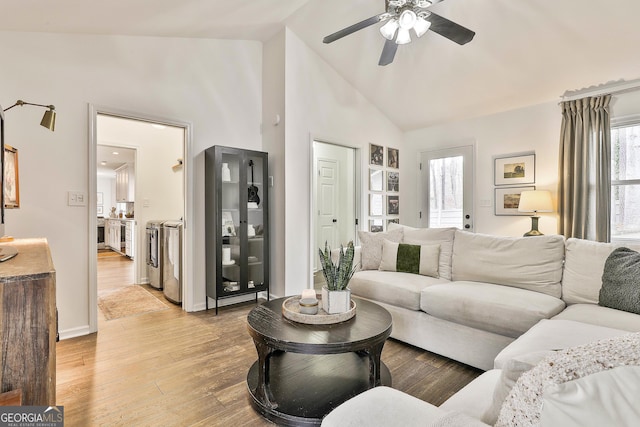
40, 109, 56, 131
518, 190, 553, 213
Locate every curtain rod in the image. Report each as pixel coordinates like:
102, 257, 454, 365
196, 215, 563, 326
560, 78, 640, 102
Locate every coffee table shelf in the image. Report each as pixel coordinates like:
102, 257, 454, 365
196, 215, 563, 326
246, 296, 393, 426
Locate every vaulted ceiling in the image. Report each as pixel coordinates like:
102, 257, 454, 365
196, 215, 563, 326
3, 0, 640, 130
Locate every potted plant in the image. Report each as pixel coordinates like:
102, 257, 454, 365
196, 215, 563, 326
318, 240, 357, 314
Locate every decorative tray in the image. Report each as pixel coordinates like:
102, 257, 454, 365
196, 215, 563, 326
282, 295, 356, 325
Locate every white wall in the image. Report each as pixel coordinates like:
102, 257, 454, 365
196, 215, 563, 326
97, 175, 115, 215
283, 28, 403, 296
404, 101, 562, 237
1, 31, 262, 337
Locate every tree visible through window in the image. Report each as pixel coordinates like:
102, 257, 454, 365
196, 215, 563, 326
611, 123, 640, 242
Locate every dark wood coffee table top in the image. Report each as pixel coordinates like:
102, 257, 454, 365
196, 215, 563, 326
247, 296, 393, 354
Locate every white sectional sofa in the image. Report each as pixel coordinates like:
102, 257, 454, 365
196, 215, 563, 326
323, 225, 640, 426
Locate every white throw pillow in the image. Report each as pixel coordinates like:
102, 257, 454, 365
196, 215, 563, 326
358, 228, 403, 270
541, 366, 640, 427
379, 239, 440, 278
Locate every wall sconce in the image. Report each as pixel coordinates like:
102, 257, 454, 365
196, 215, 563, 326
518, 190, 553, 236
3, 100, 56, 131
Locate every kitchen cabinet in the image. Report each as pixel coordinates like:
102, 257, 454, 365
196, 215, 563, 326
0, 238, 56, 405
115, 164, 135, 202
205, 146, 269, 314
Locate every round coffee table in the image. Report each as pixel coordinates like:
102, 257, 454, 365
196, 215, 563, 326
246, 296, 393, 426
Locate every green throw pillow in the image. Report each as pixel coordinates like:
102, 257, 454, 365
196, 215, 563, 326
599, 247, 640, 315
379, 239, 440, 278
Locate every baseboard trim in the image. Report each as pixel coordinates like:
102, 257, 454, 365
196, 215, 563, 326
59, 325, 93, 340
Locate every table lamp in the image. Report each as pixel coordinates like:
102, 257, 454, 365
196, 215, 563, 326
518, 190, 553, 237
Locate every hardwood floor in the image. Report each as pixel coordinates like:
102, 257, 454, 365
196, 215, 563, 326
56, 254, 481, 426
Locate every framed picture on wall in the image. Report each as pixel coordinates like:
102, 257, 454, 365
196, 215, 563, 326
369, 193, 384, 216
369, 169, 384, 192
3, 144, 19, 209
370, 143, 384, 166
495, 186, 535, 216
369, 219, 384, 233
494, 153, 535, 185
387, 195, 399, 215
387, 218, 399, 226
387, 171, 399, 192
387, 147, 399, 169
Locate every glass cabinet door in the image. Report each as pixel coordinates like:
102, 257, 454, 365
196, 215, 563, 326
220, 151, 241, 293
246, 154, 266, 291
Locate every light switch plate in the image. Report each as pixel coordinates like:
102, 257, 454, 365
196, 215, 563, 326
67, 191, 87, 206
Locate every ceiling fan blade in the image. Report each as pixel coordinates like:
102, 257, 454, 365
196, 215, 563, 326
425, 12, 475, 45
378, 39, 398, 66
323, 14, 386, 44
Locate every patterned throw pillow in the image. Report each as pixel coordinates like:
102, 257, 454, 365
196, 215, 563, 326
378, 240, 440, 278
599, 247, 640, 315
357, 228, 403, 270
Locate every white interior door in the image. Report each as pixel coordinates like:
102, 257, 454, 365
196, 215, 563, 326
420, 146, 474, 231
317, 158, 339, 252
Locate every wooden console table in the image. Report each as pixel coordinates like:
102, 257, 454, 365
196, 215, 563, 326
0, 238, 56, 405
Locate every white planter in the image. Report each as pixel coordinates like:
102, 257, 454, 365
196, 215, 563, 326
221, 163, 231, 182
322, 286, 351, 314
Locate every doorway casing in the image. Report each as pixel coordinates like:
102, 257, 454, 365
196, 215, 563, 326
88, 104, 193, 333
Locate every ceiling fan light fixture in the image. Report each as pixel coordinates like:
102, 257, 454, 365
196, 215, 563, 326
380, 19, 399, 40
395, 27, 412, 45
398, 10, 417, 30
413, 16, 432, 37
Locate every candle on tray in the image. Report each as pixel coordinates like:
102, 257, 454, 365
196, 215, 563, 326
301, 288, 317, 301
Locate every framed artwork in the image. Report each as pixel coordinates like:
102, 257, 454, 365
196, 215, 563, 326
97, 206, 104, 215
495, 186, 535, 216
387, 147, 399, 169
3, 144, 19, 209
369, 193, 383, 216
387, 218, 399, 226
387, 195, 399, 215
387, 171, 399, 192
494, 154, 535, 185
370, 143, 384, 166
369, 169, 384, 192
97, 192, 104, 206
369, 219, 384, 233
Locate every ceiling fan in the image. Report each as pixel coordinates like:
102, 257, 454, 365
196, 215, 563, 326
323, 0, 475, 66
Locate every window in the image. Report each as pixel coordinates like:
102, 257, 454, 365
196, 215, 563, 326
611, 121, 640, 242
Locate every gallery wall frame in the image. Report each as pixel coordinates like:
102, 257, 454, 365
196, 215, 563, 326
494, 153, 535, 186
495, 185, 535, 216
387, 171, 399, 192
369, 193, 383, 216
387, 147, 399, 169
370, 143, 384, 166
369, 168, 384, 192
3, 144, 19, 209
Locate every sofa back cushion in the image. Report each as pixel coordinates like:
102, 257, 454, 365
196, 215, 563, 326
563, 238, 640, 305
452, 231, 565, 298
358, 228, 404, 270
388, 223, 457, 280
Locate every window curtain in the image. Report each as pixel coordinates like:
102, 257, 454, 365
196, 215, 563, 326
558, 95, 611, 242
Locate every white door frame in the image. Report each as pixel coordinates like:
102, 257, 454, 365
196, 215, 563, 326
309, 138, 361, 287
88, 104, 193, 333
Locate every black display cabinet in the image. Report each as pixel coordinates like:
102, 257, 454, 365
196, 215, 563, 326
205, 146, 269, 313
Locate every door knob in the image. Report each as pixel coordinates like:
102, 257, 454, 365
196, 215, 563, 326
464, 224, 471, 229
465, 214, 470, 219
332, 219, 337, 223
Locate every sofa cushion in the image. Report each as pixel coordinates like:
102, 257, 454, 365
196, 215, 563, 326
379, 240, 440, 277
562, 238, 640, 305
599, 247, 640, 314
495, 333, 640, 427
552, 303, 640, 332
350, 270, 448, 311
388, 223, 456, 280
358, 228, 403, 270
451, 231, 565, 298
494, 319, 631, 369
440, 369, 502, 425
420, 281, 565, 338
